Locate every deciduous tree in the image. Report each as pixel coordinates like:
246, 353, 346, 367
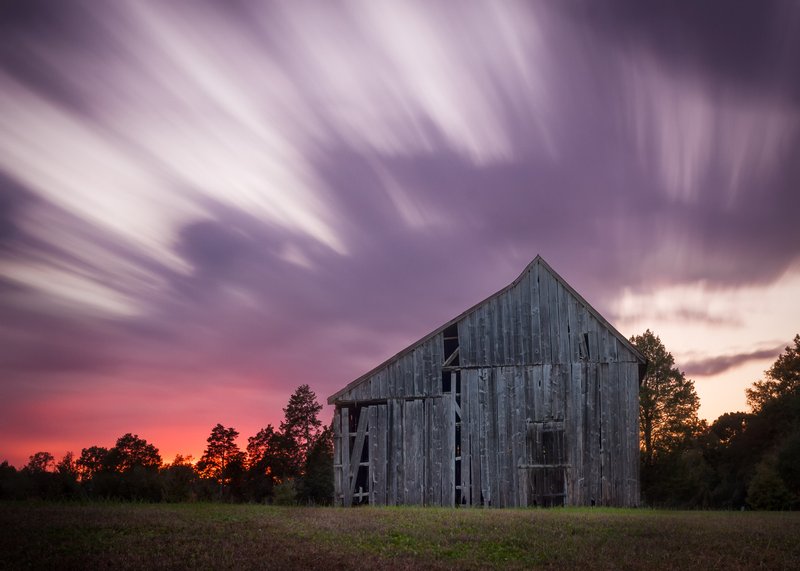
746, 335, 800, 413
631, 330, 702, 466
105, 433, 162, 472
76, 446, 108, 481
24, 452, 55, 473
298, 426, 334, 505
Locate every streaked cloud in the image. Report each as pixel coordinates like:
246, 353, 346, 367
0, 0, 798, 465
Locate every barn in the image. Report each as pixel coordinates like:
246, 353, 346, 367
328, 255, 645, 508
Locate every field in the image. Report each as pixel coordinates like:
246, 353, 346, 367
2, 503, 799, 570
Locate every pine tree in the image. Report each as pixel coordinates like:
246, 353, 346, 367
197, 424, 245, 492
279, 385, 323, 475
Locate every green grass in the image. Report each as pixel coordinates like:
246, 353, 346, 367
2, 503, 799, 570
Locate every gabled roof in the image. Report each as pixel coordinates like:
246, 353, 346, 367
328, 255, 645, 404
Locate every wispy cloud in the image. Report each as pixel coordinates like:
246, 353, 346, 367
683, 345, 785, 377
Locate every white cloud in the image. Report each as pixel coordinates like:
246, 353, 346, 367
0, 72, 195, 273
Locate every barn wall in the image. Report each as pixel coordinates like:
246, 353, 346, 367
334, 332, 445, 403
458, 262, 641, 369
332, 260, 640, 507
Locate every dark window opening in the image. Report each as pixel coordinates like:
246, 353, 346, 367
443, 323, 460, 367
348, 407, 361, 433
442, 371, 452, 393
354, 459, 369, 505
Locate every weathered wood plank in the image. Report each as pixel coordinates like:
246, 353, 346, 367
519, 272, 531, 365
457, 318, 473, 368
432, 396, 443, 504
495, 370, 507, 506
368, 405, 378, 503
455, 386, 472, 505
511, 367, 525, 507
557, 282, 570, 364
402, 356, 414, 397
531, 262, 542, 363
376, 404, 388, 505
341, 407, 351, 506
539, 267, 552, 364
467, 371, 482, 505
443, 392, 455, 507
388, 399, 402, 506
333, 408, 342, 506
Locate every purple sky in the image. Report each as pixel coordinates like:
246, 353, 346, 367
2, 0, 799, 468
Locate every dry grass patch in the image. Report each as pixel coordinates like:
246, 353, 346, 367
1, 503, 799, 570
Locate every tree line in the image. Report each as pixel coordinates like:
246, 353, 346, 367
635, 331, 800, 510
0, 384, 333, 504
3, 335, 799, 509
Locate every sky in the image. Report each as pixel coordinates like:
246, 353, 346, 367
1, 0, 799, 469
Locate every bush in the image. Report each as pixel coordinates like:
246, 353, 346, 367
272, 479, 297, 505
747, 459, 791, 510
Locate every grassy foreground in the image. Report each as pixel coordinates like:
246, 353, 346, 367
1, 503, 799, 570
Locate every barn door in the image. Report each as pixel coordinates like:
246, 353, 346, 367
523, 420, 567, 506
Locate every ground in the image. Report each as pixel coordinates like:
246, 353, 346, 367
2, 503, 799, 570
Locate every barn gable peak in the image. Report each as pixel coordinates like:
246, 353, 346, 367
328, 255, 644, 405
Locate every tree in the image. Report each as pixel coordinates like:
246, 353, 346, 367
746, 335, 800, 413
280, 384, 323, 475
197, 424, 245, 494
105, 433, 162, 472
76, 446, 109, 482
0, 460, 23, 500
244, 424, 298, 502
160, 455, 197, 503
748, 457, 791, 510
631, 330, 702, 466
24, 452, 55, 473
297, 426, 334, 505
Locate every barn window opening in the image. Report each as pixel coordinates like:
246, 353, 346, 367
442, 323, 460, 393
443, 323, 460, 367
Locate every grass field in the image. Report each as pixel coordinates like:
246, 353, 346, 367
2, 502, 799, 570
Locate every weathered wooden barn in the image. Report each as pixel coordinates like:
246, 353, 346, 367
328, 256, 645, 508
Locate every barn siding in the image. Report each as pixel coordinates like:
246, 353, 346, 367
330, 257, 642, 508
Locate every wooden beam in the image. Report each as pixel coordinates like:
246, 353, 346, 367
443, 346, 460, 367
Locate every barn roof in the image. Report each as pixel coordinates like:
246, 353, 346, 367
328, 255, 645, 404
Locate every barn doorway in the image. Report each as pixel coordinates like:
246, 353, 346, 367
524, 420, 567, 506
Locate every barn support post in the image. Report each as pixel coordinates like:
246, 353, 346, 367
341, 407, 350, 506
333, 408, 342, 506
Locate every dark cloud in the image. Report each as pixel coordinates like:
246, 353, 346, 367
683, 346, 785, 377
562, 0, 800, 101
